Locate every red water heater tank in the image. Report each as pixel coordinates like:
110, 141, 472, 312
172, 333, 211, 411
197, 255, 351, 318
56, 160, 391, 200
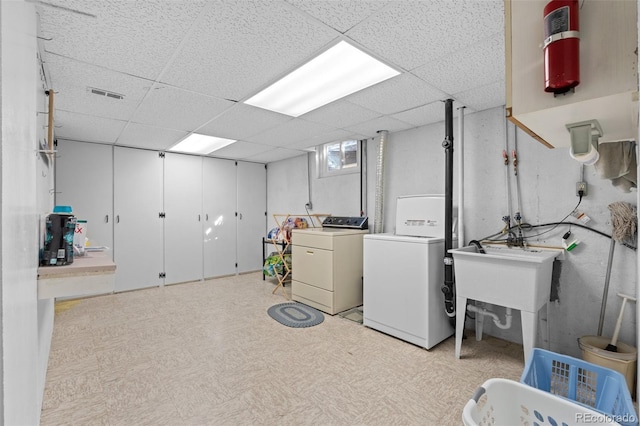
543, 0, 580, 94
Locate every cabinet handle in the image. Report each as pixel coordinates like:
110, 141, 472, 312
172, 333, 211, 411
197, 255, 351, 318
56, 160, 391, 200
198, 214, 201, 222
116, 215, 120, 223
105, 214, 109, 223
238, 213, 243, 220
306, 251, 314, 255
206, 213, 209, 221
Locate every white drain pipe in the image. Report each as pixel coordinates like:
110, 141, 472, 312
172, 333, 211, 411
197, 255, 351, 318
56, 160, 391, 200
457, 106, 465, 247
373, 130, 389, 234
468, 304, 513, 331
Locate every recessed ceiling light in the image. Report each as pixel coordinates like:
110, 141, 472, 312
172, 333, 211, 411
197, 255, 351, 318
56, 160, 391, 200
244, 41, 400, 117
169, 133, 236, 155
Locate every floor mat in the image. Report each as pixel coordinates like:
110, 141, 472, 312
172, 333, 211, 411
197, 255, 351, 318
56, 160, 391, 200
267, 302, 324, 328
338, 306, 363, 324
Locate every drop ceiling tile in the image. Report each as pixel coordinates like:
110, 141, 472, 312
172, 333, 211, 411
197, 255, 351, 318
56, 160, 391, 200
285, 0, 390, 33
391, 102, 461, 127
344, 116, 415, 138
160, 0, 339, 101
286, 128, 356, 151
39, 1, 208, 80
301, 100, 382, 129
345, 0, 504, 70
117, 123, 188, 151
38, 0, 509, 165
209, 141, 273, 160
246, 147, 306, 163
46, 54, 150, 121
197, 104, 292, 141
244, 118, 337, 147
131, 85, 235, 131
345, 73, 446, 115
412, 33, 505, 94
454, 80, 506, 112
54, 110, 127, 143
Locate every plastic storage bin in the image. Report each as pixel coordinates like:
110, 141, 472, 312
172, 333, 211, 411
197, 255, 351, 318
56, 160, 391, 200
521, 348, 637, 426
463, 378, 620, 426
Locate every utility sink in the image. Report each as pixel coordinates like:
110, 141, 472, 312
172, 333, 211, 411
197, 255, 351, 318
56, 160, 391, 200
449, 245, 560, 312
449, 244, 562, 363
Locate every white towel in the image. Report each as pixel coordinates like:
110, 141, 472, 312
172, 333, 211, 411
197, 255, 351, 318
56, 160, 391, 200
594, 141, 637, 192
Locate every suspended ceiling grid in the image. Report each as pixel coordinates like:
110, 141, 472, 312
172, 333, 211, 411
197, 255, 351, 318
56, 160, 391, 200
37, 0, 506, 163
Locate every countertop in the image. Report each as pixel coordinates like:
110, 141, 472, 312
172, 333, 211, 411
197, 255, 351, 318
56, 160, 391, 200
37, 251, 115, 280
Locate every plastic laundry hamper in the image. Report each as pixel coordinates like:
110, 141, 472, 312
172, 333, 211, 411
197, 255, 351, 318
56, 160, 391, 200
521, 348, 638, 426
462, 378, 620, 426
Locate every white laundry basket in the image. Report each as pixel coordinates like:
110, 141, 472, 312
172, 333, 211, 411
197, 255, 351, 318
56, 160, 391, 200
462, 378, 621, 426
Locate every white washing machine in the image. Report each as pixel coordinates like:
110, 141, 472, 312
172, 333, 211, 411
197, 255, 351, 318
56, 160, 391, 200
363, 195, 454, 349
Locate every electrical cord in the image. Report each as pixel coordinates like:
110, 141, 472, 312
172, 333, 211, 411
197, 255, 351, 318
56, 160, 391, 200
477, 195, 582, 243
483, 222, 636, 251
520, 194, 582, 239
471, 193, 638, 251
304, 204, 316, 228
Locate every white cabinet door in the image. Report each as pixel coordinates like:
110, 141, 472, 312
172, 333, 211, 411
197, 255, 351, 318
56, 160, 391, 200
164, 153, 203, 285
237, 161, 266, 273
202, 157, 237, 278
55, 141, 113, 256
113, 147, 164, 292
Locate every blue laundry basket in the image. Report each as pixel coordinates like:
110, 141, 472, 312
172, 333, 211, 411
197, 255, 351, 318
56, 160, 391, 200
521, 348, 638, 426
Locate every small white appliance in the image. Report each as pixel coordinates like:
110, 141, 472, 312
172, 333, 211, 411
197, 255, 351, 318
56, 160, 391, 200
363, 195, 454, 349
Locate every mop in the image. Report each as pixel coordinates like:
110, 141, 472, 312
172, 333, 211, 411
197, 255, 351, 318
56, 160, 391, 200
605, 293, 637, 352
597, 201, 637, 338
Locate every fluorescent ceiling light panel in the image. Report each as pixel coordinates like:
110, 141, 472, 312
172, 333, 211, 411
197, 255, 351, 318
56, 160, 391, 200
169, 133, 236, 154
244, 41, 400, 117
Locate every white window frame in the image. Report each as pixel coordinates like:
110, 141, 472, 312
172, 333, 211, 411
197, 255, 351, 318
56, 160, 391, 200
316, 139, 360, 178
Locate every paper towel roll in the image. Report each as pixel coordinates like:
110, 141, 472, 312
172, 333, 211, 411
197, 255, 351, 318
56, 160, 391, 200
570, 143, 600, 165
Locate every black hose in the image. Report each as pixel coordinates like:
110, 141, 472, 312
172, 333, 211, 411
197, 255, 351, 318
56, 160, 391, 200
478, 222, 637, 251
468, 239, 486, 254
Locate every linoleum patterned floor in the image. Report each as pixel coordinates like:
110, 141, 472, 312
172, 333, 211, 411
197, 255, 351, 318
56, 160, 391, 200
41, 272, 525, 425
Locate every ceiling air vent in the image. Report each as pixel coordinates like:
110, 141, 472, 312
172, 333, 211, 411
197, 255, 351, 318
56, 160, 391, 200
88, 87, 124, 100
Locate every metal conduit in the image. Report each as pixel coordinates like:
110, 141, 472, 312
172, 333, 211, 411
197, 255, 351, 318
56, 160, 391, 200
373, 130, 388, 234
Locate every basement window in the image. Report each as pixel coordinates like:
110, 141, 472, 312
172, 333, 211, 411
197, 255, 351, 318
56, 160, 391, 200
317, 139, 360, 178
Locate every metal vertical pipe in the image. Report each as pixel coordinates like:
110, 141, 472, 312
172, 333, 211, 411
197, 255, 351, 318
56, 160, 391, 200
442, 99, 455, 316
512, 122, 523, 220
373, 130, 388, 234
360, 139, 367, 216
503, 112, 513, 231
457, 106, 465, 247
597, 239, 616, 336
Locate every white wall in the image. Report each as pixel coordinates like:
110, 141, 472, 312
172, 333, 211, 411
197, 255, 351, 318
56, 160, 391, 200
35, 40, 56, 411
0, 1, 50, 424
268, 105, 638, 359
266, 151, 361, 231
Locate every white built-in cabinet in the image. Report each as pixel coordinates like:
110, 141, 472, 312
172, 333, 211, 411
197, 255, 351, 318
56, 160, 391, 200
237, 161, 267, 273
164, 153, 204, 285
55, 141, 113, 255
55, 142, 266, 293
203, 157, 237, 278
113, 147, 164, 292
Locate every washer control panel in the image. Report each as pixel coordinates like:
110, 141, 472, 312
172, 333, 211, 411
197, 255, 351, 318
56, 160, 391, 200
322, 216, 368, 229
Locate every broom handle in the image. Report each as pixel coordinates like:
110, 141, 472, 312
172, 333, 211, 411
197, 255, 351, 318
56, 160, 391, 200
609, 298, 627, 347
